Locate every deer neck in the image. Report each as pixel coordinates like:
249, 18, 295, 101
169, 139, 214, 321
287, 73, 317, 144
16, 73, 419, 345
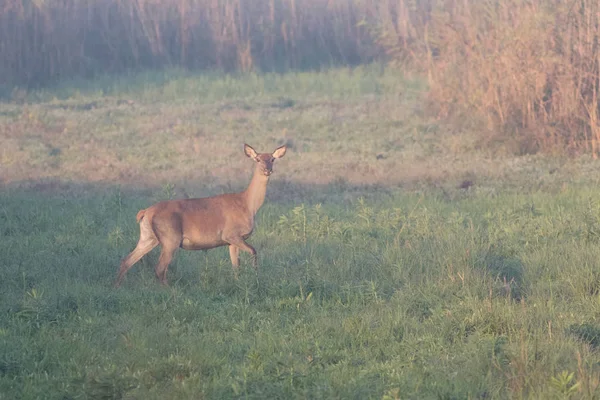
243, 165, 270, 216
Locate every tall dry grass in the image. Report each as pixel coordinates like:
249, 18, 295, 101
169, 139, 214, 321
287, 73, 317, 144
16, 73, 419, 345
3, 0, 600, 155
0, 0, 379, 86
402, 0, 600, 155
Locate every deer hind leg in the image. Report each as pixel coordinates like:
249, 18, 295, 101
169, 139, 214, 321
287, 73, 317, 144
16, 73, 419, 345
229, 245, 240, 278
154, 244, 178, 285
115, 220, 159, 287
226, 237, 258, 271
151, 215, 183, 286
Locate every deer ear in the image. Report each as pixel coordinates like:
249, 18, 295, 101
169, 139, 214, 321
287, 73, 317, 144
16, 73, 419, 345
244, 144, 258, 159
272, 145, 287, 159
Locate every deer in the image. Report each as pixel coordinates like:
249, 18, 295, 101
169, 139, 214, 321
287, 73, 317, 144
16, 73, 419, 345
114, 143, 287, 287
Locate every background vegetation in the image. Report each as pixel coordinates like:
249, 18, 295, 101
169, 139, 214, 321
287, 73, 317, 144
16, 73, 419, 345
4, 0, 600, 155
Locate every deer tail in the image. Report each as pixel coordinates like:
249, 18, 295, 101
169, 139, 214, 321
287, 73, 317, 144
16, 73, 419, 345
136, 209, 146, 223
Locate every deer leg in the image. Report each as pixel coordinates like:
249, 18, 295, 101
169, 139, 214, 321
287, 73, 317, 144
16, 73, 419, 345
115, 222, 159, 287
226, 237, 257, 270
154, 244, 178, 286
151, 215, 183, 286
229, 244, 240, 279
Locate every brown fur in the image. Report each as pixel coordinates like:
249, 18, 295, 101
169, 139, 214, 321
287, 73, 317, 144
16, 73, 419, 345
114, 144, 286, 287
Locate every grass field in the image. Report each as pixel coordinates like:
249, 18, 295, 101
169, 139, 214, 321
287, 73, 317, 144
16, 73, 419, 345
3, 66, 600, 399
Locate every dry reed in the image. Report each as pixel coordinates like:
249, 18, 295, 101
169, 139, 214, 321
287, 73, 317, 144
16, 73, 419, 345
3, 0, 600, 154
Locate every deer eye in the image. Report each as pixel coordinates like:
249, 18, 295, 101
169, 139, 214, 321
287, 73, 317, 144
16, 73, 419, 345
270, 158, 275, 162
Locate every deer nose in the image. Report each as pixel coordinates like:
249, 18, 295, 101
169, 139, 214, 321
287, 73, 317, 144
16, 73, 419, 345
264, 170, 272, 176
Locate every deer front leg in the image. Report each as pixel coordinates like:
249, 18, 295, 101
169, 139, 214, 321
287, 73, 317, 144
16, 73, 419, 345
225, 237, 258, 271
229, 244, 240, 279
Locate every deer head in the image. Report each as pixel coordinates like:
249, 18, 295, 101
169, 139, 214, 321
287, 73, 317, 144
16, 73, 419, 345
244, 144, 287, 176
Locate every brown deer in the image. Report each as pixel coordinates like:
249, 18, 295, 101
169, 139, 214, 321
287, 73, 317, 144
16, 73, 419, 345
115, 144, 287, 287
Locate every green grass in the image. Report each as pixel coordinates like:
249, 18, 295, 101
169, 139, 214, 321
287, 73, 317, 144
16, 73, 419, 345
2, 66, 600, 399
4, 187, 600, 399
